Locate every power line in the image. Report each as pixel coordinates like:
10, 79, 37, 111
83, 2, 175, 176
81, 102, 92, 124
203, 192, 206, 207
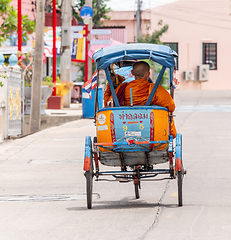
150, 11, 231, 31
162, 5, 231, 23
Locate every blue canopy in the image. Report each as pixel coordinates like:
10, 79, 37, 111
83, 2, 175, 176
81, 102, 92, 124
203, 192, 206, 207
92, 43, 178, 70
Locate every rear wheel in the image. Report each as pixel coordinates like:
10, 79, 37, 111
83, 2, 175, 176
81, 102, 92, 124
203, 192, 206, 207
176, 133, 183, 207
85, 136, 93, 209
178, 170, 183, 206
86, 167, 93, 209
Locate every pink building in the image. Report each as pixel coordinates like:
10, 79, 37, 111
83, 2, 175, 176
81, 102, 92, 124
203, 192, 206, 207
102, 0, 231, 90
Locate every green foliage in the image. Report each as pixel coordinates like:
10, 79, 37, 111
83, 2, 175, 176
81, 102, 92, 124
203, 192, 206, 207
17, 52, 54, 89
76, 63, 85, 82
74, 0, 111, 27
138, 20, 169, 44
17, 51, 33, 87
155, 63, 170, 89
0, 0, 35, 46
43, 76, 59, 89
138, 20, 169, 88
76, 62, 96, 82
0, 74, 5, 87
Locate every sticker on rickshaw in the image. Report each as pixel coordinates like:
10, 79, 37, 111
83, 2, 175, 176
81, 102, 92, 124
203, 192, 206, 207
125, 131, 141, 137
118, 112, 149, 120
98, 125, 108, 131
98, 113, 106, 125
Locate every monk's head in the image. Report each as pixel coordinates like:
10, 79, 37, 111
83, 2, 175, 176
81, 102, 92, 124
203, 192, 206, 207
131, 61, 150, 80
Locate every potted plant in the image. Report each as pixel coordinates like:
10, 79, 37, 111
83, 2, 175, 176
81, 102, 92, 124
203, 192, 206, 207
17, 51, 54, 115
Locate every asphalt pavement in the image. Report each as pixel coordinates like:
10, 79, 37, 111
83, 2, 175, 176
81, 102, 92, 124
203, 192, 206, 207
0, 90, 231, 240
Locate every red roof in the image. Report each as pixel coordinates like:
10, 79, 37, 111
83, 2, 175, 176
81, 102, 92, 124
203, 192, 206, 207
45, 13, 78, 26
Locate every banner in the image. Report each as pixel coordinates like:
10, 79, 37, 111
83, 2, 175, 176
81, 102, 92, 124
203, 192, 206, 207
42, 27, 85, 61
71, 29, 85, 62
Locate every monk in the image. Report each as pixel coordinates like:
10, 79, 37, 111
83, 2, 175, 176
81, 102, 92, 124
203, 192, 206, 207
103, 66, 125, 107
105, 61, 177, 138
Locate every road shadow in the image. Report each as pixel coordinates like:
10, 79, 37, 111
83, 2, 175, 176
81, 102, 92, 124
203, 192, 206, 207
67, 196, 178, 211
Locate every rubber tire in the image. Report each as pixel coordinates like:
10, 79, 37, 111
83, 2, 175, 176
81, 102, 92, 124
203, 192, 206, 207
86, 169, 93, 209
178, 170, 183, 207
85, 136, 93, 209
135, 183, 140, 199
176, 134, 183, 207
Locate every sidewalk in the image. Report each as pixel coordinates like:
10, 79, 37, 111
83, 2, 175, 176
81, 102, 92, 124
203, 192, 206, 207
23, 103, 83, 135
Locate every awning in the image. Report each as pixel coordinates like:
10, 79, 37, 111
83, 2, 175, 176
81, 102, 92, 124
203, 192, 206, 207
88, 39, 125, 59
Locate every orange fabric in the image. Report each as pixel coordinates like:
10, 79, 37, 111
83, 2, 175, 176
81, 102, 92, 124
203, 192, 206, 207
104, 74, 125, 107
149, 84, 175, 113
170, 118, 177, 139
123, 79, 149, 106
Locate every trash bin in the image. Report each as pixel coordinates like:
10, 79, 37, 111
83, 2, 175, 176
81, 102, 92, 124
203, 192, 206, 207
82, 88, 103, 118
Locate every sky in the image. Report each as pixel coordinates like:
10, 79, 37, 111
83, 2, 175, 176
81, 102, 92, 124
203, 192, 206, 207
106, 0, 178, 11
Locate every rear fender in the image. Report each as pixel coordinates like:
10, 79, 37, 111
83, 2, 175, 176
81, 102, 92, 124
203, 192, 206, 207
84, 136, 92, 171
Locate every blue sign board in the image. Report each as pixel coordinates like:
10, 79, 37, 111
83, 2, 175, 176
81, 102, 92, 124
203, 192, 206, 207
80, 6, 94, 19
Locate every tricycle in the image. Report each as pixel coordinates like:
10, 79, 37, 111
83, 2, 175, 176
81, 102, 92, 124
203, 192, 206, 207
83, 43, 186, 209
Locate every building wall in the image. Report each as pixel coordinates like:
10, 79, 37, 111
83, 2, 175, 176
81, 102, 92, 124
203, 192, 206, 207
150, 0, 231, 90
11, 0, 35, 20
102, 10, 151, 43
102, 0, 231, 90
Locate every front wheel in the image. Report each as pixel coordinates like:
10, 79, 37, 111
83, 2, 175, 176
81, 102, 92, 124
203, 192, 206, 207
134, 170, 140, 199
134, 182, 140, 199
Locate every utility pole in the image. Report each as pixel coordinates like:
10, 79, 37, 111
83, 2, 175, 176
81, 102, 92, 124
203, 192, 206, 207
60, 0, 73, 108
52, 0, 57, 96
136, 0, 141, 42
30, 0, 45, 133
85, 0, 93, 81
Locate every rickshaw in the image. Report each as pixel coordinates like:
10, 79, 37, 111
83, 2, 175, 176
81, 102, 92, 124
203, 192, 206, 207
83, 43, 186, 209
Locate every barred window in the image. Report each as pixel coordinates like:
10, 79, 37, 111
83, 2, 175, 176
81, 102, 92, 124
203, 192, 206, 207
202, 43, 217, 70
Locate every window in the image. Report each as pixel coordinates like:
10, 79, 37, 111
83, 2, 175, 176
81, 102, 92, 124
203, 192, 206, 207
202, 43, 217, 70
164, 42, 178, 70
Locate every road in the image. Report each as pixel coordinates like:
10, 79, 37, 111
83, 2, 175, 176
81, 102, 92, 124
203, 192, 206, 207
0, 90, 231, 240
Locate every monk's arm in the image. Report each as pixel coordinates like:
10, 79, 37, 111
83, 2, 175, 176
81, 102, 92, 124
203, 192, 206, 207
104, 83, 112, 107
104, 84, 123, 106
151, 85, 175, 113
103, 75, 125, 107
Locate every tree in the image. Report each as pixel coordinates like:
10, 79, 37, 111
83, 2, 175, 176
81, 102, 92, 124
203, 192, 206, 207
138, 20, 170, 88
0, 0, 35, 47
74, 0, 111, 27
138, 20, 168, 44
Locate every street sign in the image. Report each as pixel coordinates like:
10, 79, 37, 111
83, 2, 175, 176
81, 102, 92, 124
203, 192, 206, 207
90, 29, 112, 35
71, 33, 83, 39
80, 6, 94, 19
71, 26, 84, 32
91, 40, 111, 45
